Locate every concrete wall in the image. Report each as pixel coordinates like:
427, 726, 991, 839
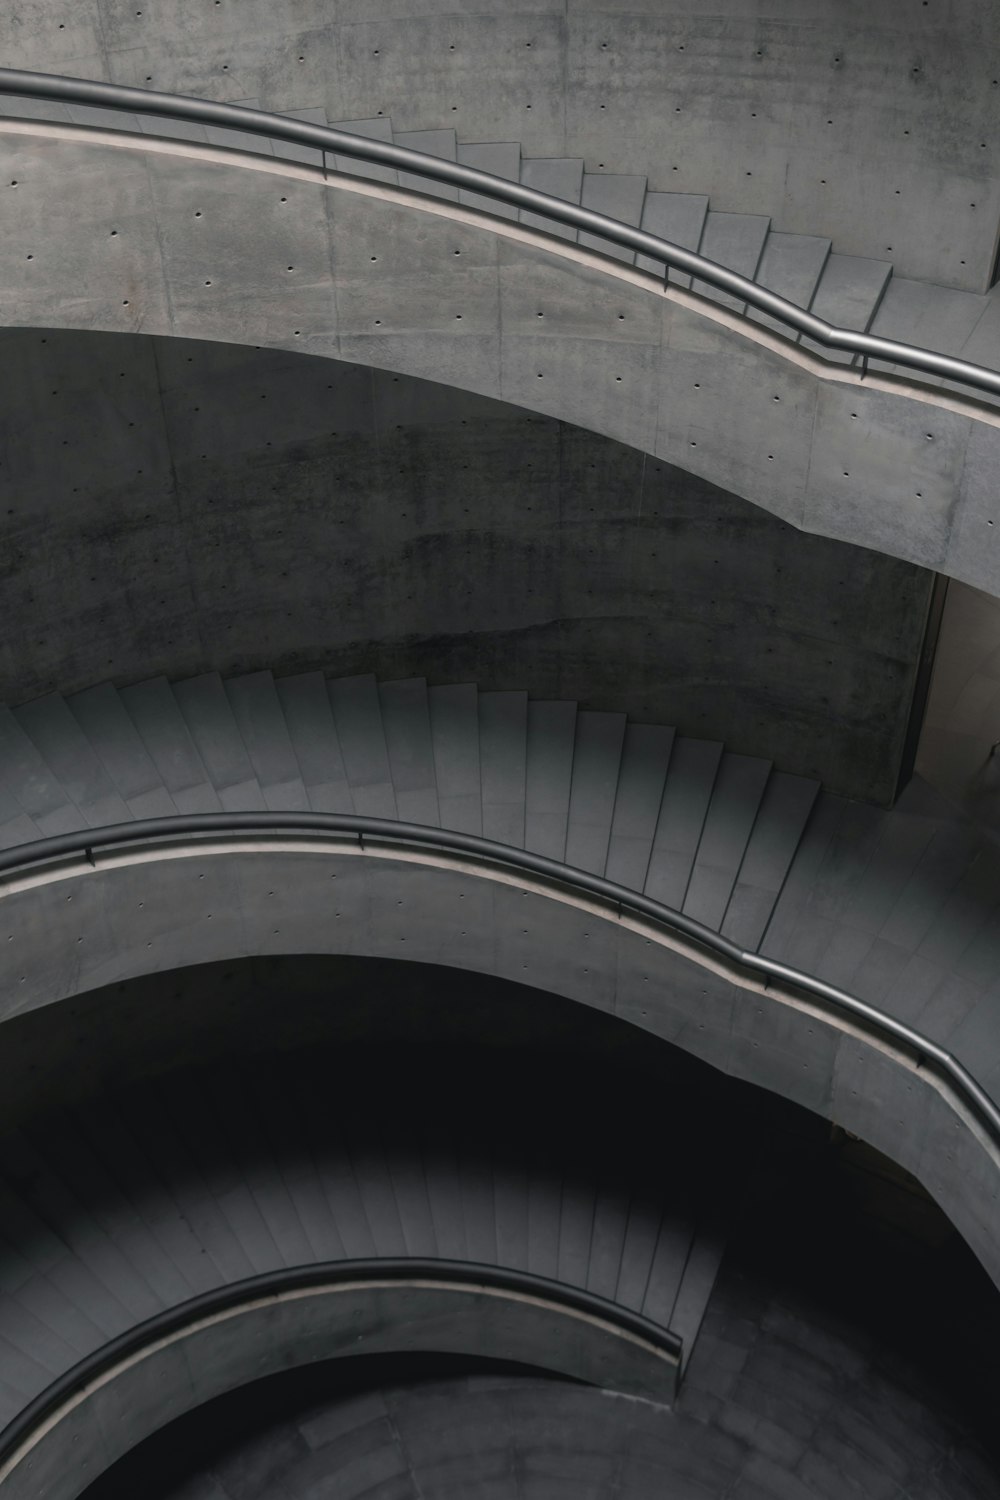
1, 1280, 677, 1500
0, 328, 931, 802
1, 129, 997, 601
2, 0, 998, 290
0, 839, 997, 1295
917, 580, 1000, 829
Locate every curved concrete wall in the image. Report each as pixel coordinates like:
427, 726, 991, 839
1, 127, 998, 598
0, 1279, 675, 1500
0, 838, 996, 1295
2, 0, 997, 291
0, 329, 931, 802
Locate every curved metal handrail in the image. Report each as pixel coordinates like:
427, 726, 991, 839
0, 67, 998, 401
1, 811, 997, 1147
0, 1257, 681, 1474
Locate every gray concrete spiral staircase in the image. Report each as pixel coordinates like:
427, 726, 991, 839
0, 666, 997, 1086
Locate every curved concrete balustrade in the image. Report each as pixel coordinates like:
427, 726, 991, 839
0, 834, 997, 1297
0, 1050, 711, 1496
0, 1271, 677, 1499
1, 122, 999, 592
0, 665, 998, 1281
0, 0, 995, 293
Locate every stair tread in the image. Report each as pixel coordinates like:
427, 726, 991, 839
379, 678, 441, 828
225, 671, 310, 812
0, 707, 76, 839
682, 752, 773, 930
203, 97, 273, 157
479, 691, 528, 848
519, 157, 584, 243
172, 674, 266, 811
271, 104, 327, 167
565, 710, 628, 876
750, 230, 831, 335
692, 211, 770, 313
456, 141, 521, 221
524, 700, 577, 860
801, 252, 892, 363
428, 683, 482, 836
328, 675, 396, 819
643, 737, 724, 909
636, 191, 710, 280
394, 127, 459, 202
275, 671, 354, 814
329, 116, 397, 184
66, 683, 177, 820
119, 676, 222, 815
605, 723, 675, 893
12, 695, 131, 829
579, 172, 647, 264
721, 771, 821, 950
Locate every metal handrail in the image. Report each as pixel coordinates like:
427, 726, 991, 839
2, 811, 998, 1147
0, 1257, 681, 1472
1, 67, 999, 401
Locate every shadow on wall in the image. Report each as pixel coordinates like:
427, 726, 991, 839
917, 579, 1000, 833
0, 327, 933, 802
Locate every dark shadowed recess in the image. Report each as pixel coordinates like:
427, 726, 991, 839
0, 328, 933, 802
3, 953, 998, 1500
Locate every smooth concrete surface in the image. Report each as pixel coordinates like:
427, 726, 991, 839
1, 0, 998, 292
917, 580, 1000, 827
77, 1368, 1000, 1500
0, 841, 996, 1295
0, 133, 999, 596
0, 1283, 678, 1500
75, 1140, 1000, 1500
0, 331, 933, 803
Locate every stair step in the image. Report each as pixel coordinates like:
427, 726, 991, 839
644, 737, 724, 909
12, 695, 130, 829
456, 141, 521, 221
749, 231, 831, 335
328, 674, 396, 819
799, 253, 892, 363
394, 127, 459, 202
524, 700, 577, 860
692, 211, 770, 313
328, 116, 397, 184
379, 678, 441, 827
519, 157, 584, 243
721, 772, 821, 950
479, 690, 528, 848
271, 104, 327, 168
0, 708, 73, 842
565, 710, 628, 876
172, 673, 266, 812
682, 753, 773, 930
605, 723, 675, 893
579, 173, 647, 264
66, 683, 176, 820
428, 683, 482, 835
225, 671, 310, 812
275, 671, 354, 814
118, 676, 222, 816
636, 192, 710, 280
203, 97, 273, 157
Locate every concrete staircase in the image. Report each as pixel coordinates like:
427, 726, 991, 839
1, 668, 999, 1090
2, 92, 896, 353
0, 1054, 730, 1426
0, 668, 821, 951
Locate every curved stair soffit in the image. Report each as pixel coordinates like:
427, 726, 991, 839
0, 1263, 681, 1500
1, 818, 997, 1300
1, 71, 999, 590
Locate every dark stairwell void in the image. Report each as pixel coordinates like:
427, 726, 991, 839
0, 326, 935, 805
34, 955, 996, 1500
